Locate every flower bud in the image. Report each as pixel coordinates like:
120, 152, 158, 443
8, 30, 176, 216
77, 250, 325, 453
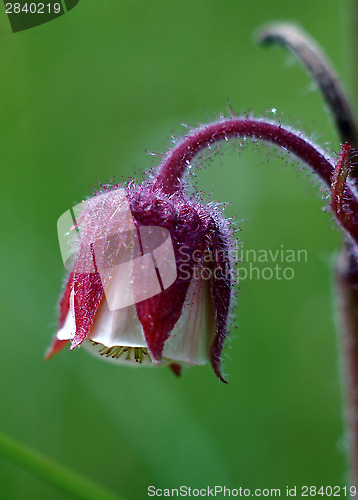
49, 115, 352, 382
48, 181, 234, 382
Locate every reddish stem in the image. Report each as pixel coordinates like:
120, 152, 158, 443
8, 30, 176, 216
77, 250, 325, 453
336, 251, 358, 488
155, 117, 358, 245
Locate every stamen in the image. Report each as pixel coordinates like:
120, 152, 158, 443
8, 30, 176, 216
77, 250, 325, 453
89, 341, 150, 363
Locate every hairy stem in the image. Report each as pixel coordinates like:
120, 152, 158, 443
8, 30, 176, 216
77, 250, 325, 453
257, 23, 358, 178
155, 117, 358, 245
336, 252, 358, 488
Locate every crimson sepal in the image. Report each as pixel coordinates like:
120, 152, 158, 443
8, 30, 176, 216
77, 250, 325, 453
210, 230, 232, 383
46, 271, 74, 359
71, 271, 105, 350
135, 278, 191, 361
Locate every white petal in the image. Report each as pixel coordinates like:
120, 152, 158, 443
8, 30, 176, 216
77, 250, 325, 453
84, 297, 152, 366
56, 286, 153, 367
87, 298, 147, 348
162, 276, 216, 365
56, 290, 75, 341
56, 288, 147, 349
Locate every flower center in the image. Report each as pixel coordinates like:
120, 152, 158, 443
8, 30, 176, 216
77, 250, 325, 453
89, 341, 150, 363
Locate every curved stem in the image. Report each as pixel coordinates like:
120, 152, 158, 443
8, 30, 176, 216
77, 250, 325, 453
256, 23, 358, 489
155, 117, 358, 245
257, 23, 358, 176
0, 432, 124, 500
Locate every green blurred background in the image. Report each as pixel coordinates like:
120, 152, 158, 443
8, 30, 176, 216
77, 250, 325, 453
0, 0, 355, 498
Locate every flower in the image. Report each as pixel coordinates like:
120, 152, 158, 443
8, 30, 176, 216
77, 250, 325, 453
48, 112, 358, 383
47, 178, 235, 382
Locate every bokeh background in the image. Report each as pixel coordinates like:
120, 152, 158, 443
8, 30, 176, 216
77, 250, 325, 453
0, 0, 355, 498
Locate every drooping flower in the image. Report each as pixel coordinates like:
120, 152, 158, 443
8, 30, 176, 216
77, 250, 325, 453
48, 116, 358, 382
48, 176, 235, 382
